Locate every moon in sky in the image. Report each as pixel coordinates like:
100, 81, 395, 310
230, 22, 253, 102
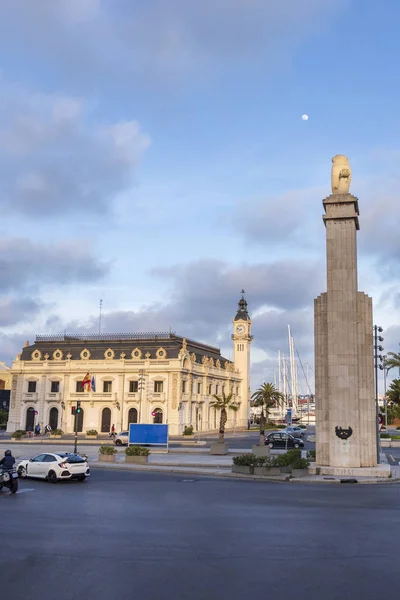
302, 114, 309, 121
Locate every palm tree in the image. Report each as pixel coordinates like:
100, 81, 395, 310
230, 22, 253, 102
210, 392, 239, 444
386, 378, 400, 405
251, 382, 285, 446
385, 352, 400, 373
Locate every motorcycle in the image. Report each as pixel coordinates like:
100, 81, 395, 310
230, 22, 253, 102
0, 468, 19, 493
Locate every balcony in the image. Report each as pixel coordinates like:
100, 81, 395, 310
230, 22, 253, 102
149, 392, 166, 402
22, 392, 39, 403
47, 392, 61, 401
125, 392, 139, 401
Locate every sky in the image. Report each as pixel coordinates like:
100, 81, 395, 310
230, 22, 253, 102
1, 0, 400, 395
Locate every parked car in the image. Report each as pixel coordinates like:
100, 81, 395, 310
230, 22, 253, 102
281, 426, 306, 438
114, 431, 129, 446
17, 452, 90, 482
265, 432, 304, 449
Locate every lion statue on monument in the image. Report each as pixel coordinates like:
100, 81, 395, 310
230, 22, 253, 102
331, 155, 352, 194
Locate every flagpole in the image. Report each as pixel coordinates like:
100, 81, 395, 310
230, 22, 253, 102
99, 299, 103, 335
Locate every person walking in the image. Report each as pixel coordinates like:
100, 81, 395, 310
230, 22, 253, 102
109, 424, 116, 440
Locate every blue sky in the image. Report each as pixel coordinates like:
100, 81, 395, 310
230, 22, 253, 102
1, 0, 399, 394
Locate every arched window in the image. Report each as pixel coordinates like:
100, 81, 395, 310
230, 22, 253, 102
153, 408, 163, 424
49, 407, 58, 430
101, 407, 111, 432
128, 407, 138, 425
25, 407, 35, 431
0, 379, 5, 390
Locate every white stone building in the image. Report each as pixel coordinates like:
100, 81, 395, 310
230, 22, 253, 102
7, 296, 252, 436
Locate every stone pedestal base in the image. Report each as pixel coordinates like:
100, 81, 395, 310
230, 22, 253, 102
252, 445, 270, 457
210, 442, 229, 455
309, 464, 391, 478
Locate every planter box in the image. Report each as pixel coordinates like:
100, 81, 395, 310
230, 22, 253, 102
252, 445, 270, 457
182, 435, 195, 439
232, 465, 254, 474
50, 435, 62, 439
99, 454, 116, 462
280, 466, 292, 474
254, 466, 280, 476
210, 442, 229, 455
292, 468, 309, 478
85, 435, 98, 439
125, 455, 148, 464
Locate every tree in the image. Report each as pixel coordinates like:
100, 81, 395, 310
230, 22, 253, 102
384, 352, 400, 373
0, 409, 7, 425
210, 392, 239, 444
386, 378, 400, 405
251, 382, 285, 446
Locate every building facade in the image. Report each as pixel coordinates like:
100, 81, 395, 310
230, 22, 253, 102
7, 297, 252, 436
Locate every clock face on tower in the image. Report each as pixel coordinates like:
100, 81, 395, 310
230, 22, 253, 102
236, 325, 245, 335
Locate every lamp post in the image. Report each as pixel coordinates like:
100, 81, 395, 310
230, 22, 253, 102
379, 356, 388, 429
373, 325, 384, 463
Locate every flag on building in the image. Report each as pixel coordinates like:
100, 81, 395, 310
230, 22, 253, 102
82, 372, 91, 391
91, 375, 96, 393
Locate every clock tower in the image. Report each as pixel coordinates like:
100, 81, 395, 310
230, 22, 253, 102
232, 291, 253, 426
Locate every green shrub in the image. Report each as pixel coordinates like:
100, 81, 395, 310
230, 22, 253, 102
11, 430, 26, 439
232, 454, 257, 466
276, 424, 286, 429
286, 449, 301, 463
51, 429, 63, 435
380, 433, 391, 439
390, 435, 400, 440
307, 450, 316, 462
183, 426, 194, 436
125, 445, 150, 456
275, 453, 292, 467
291, 457, 310, 470
86, 430, 98, 435
396, 426, 400, 431
99, 445, 117, 455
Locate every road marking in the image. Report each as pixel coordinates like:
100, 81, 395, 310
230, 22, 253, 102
17, 488, 36, 493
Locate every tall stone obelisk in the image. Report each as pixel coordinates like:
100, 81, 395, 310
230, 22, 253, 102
314, 155, 384, 475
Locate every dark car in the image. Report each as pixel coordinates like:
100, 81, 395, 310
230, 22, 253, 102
265, 432, 304, 449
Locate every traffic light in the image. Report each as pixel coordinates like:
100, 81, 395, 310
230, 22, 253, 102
71, 407, 76, 415
76, 401, 82, 414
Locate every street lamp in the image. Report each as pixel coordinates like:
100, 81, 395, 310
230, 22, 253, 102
379, 355, 389, 429
373, 325, 384, 463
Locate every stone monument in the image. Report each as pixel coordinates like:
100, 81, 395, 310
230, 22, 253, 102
314, 155, 389, 477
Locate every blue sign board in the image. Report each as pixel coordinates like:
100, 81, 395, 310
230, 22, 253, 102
285, 409, 292, 425
129, 424, 168, 446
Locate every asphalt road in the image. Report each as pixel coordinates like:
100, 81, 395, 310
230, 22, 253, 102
1, 470, 400, 600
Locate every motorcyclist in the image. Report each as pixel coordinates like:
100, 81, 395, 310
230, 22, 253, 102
0, 450, 16, 470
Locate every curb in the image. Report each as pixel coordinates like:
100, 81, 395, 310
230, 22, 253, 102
88, 462, 400, 484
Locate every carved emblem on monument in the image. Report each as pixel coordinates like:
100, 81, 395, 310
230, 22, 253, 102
335, 426, 353, 440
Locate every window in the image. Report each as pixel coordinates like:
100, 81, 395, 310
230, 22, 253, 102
222, 386, 225, 394
215, 385, 219, 394
103, 381, 112, 393
31, 454, 46, 462
197, 383, 201, 394
154, 381, 163, 393
129, 381, 138, 393
76, 381, 83, 392
208, 384, 212, 395
236, 386, 239, 395
51, 381, 59, 393
182, 380, 186, 393
28, 381, 36, 393
44, 455, 56, 463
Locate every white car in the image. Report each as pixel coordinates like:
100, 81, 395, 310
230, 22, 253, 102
17, 452, 90, 483
281, 426, 306, 438
114, 431, 129, 446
